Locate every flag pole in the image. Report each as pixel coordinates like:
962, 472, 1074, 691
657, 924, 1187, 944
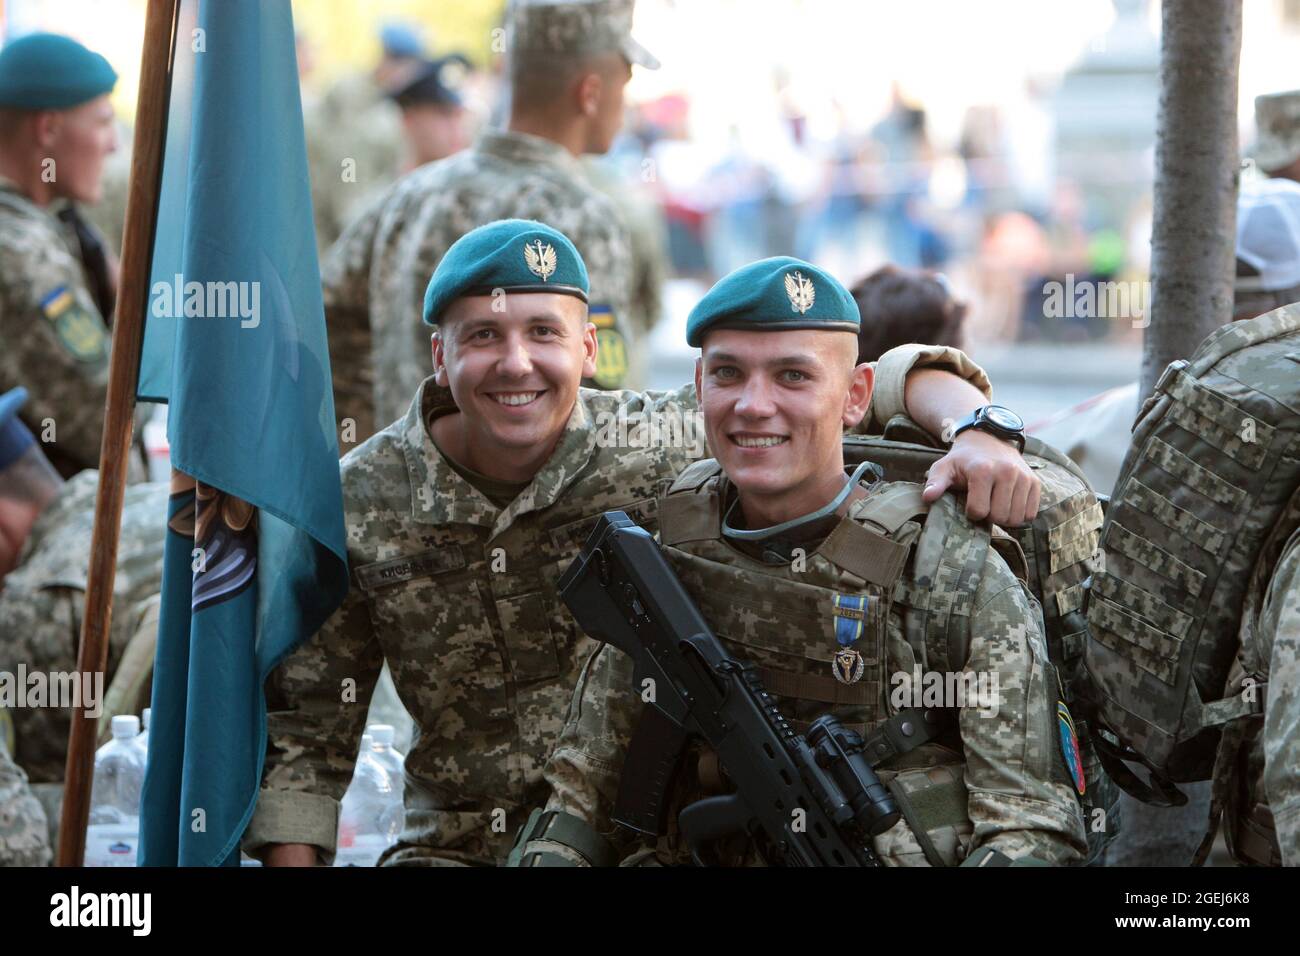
57, 0, 179, 867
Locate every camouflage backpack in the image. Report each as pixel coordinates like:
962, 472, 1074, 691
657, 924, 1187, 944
1082, 305, 1300, 812
843, 425, 1118, 864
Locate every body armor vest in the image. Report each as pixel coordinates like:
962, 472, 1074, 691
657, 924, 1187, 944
655, 459, 999, 865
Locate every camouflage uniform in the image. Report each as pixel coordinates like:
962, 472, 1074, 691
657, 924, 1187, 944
522, 469, 1087, 867
0, 179, 112, 479
0, 472, 167, 783
1227, 528, 1300, 866
0, 727, 50, 867
242, 343, 985, 866
581, 155, 670, 388
304, 73, 403, 254
321, 129, 640, 447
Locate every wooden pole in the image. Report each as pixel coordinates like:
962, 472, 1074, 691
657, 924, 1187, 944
57, 0, 178, 867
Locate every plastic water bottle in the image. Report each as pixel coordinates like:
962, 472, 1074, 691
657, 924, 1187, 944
334, 735, 402, 867
132, 708, 151, 764
366, 723, 406, 803
85, 715, 144, 866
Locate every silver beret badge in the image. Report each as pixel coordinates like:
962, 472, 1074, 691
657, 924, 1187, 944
785, 270, 815, 314
523, 239, 557, 281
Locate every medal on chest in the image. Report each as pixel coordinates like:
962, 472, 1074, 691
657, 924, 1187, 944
831, 592, 868, 685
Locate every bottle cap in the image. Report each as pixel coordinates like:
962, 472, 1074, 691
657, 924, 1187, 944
111, 714, 140, 738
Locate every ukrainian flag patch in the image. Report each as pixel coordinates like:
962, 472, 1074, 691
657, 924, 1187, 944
41, 285, 107, 362
588, 304, 627, 389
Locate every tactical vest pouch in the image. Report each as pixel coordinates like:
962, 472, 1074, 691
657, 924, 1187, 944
1084, 306, 1300, 794
877, 762, 973, 867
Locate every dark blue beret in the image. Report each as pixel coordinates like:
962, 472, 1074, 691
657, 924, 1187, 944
686, 256, 860, 347
0, 33, 117, 110
423, 219, 589, 325
388, 55, 468, 109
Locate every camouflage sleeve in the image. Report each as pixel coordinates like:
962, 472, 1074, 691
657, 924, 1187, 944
1261, 536, 1300, 866
0, 235, 110, 475
320, 196, 386, 448
864, 343, 993, 432
243, 584, 383, 862
959, 554, 1088, 864
0, 728, 51, 867
523, 643, 648, 864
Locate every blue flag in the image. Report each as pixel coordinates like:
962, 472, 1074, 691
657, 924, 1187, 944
137, 0, 348, 866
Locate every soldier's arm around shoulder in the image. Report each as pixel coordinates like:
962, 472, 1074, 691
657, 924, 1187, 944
243, 584, 384, 866
508, 643, 647, 867
958, 545, 1088, 866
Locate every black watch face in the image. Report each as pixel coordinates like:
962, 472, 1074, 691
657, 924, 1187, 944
984, 405, 1024, 432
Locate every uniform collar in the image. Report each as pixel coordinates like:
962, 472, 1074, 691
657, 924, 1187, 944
0, 176, 41, 212
474, 129, 581, 173
402, 376, 599, 536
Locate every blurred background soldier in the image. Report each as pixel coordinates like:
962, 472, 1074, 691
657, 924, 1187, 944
0, 387, 166, 850
1252, 89, 1300, 183
304, 22, 425, 252
0, 32, 147, 480
387, 54, 473, 172
321, 0, 657, 449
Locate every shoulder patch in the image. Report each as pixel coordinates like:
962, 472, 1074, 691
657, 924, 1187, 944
588, 304, 627, 389
1057, 700, 1086, 796
41, 286, 107, 362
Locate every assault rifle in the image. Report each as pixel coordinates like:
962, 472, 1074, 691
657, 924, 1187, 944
557, 511, 900, 866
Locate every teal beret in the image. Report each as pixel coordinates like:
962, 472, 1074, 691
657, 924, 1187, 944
0, 33, 118, 110
686, 256, 860, 347
423, 219, 589, 325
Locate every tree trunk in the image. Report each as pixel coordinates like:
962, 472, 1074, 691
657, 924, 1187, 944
1140, 0, 1242, 402
1114, 0, 1241, 869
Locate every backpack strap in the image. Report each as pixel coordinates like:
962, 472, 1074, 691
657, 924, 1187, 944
898, 494, 992, 676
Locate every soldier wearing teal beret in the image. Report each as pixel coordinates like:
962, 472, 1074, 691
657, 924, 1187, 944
0, 33, 117, 110
423, 219, 590, 325
0, 32, 127, 479
685, 256, 860, 347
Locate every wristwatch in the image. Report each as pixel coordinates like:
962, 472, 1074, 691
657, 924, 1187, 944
951, 405, 1025, 452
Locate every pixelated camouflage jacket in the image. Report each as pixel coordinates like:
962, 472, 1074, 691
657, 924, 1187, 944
1229, 525, 1300, 866
0, 471, 168, 782
0, 179, 113, 479
243, 343, 983, 866
320, 129, 639, 445
525, 467, 1088, 867
303, 73, 403, 254
0, 728, 49, 867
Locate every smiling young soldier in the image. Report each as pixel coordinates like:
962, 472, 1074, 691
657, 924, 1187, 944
245, 222, 1045, 866
510, 257, 1087, 867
